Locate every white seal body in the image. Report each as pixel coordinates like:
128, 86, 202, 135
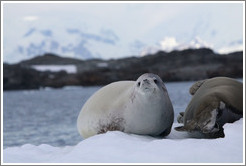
77, 73, 174, 139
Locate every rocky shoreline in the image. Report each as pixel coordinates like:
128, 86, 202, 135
3, 48, 243, 90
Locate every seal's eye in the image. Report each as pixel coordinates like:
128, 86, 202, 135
137, 82, 140, 87
154, 79, 158, 84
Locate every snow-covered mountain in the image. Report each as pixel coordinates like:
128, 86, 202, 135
12, 27, 119, 61
6, 26, 243, 64
139, 36, 214, 56
3, 3, 243, 63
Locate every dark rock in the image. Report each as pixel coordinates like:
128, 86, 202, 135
3, 48, 243, 90
3, 64, 43, 90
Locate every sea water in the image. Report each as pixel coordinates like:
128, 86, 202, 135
3, 81, 195, 148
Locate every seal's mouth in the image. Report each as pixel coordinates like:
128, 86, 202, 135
142, 83, 154, 91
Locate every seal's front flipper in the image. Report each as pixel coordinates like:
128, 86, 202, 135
189, 79, 207, 95
177, 112, 184, 123
174, 126, 187, 132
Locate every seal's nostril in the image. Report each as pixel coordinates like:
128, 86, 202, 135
143, 79, 150, 85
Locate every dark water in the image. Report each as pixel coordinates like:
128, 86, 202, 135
3, 86, 101, 148
3, 81, 195, 148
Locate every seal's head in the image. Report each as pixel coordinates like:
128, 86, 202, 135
135, 73, 167, 95
125, 73, 173, 137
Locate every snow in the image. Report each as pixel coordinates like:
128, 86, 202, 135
157, 36, 213, 53
3, 119, 244, 164
218, 44, 244, 54
159, 37, 180, 52
31, 65, 77, 74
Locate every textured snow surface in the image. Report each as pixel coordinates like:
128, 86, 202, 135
3, 119, 244, 164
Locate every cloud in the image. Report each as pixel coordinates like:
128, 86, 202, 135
23, 16, 39, 21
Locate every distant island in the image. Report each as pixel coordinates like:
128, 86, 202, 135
3, 48, 243, 90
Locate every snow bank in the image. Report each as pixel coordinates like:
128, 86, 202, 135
31, 65, 77, 74
3, 119, 243, 164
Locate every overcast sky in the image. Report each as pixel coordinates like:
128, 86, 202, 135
2, 2, 244, 62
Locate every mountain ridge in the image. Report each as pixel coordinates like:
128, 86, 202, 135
19, 53, 84, 65
3, 48, 243, 90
